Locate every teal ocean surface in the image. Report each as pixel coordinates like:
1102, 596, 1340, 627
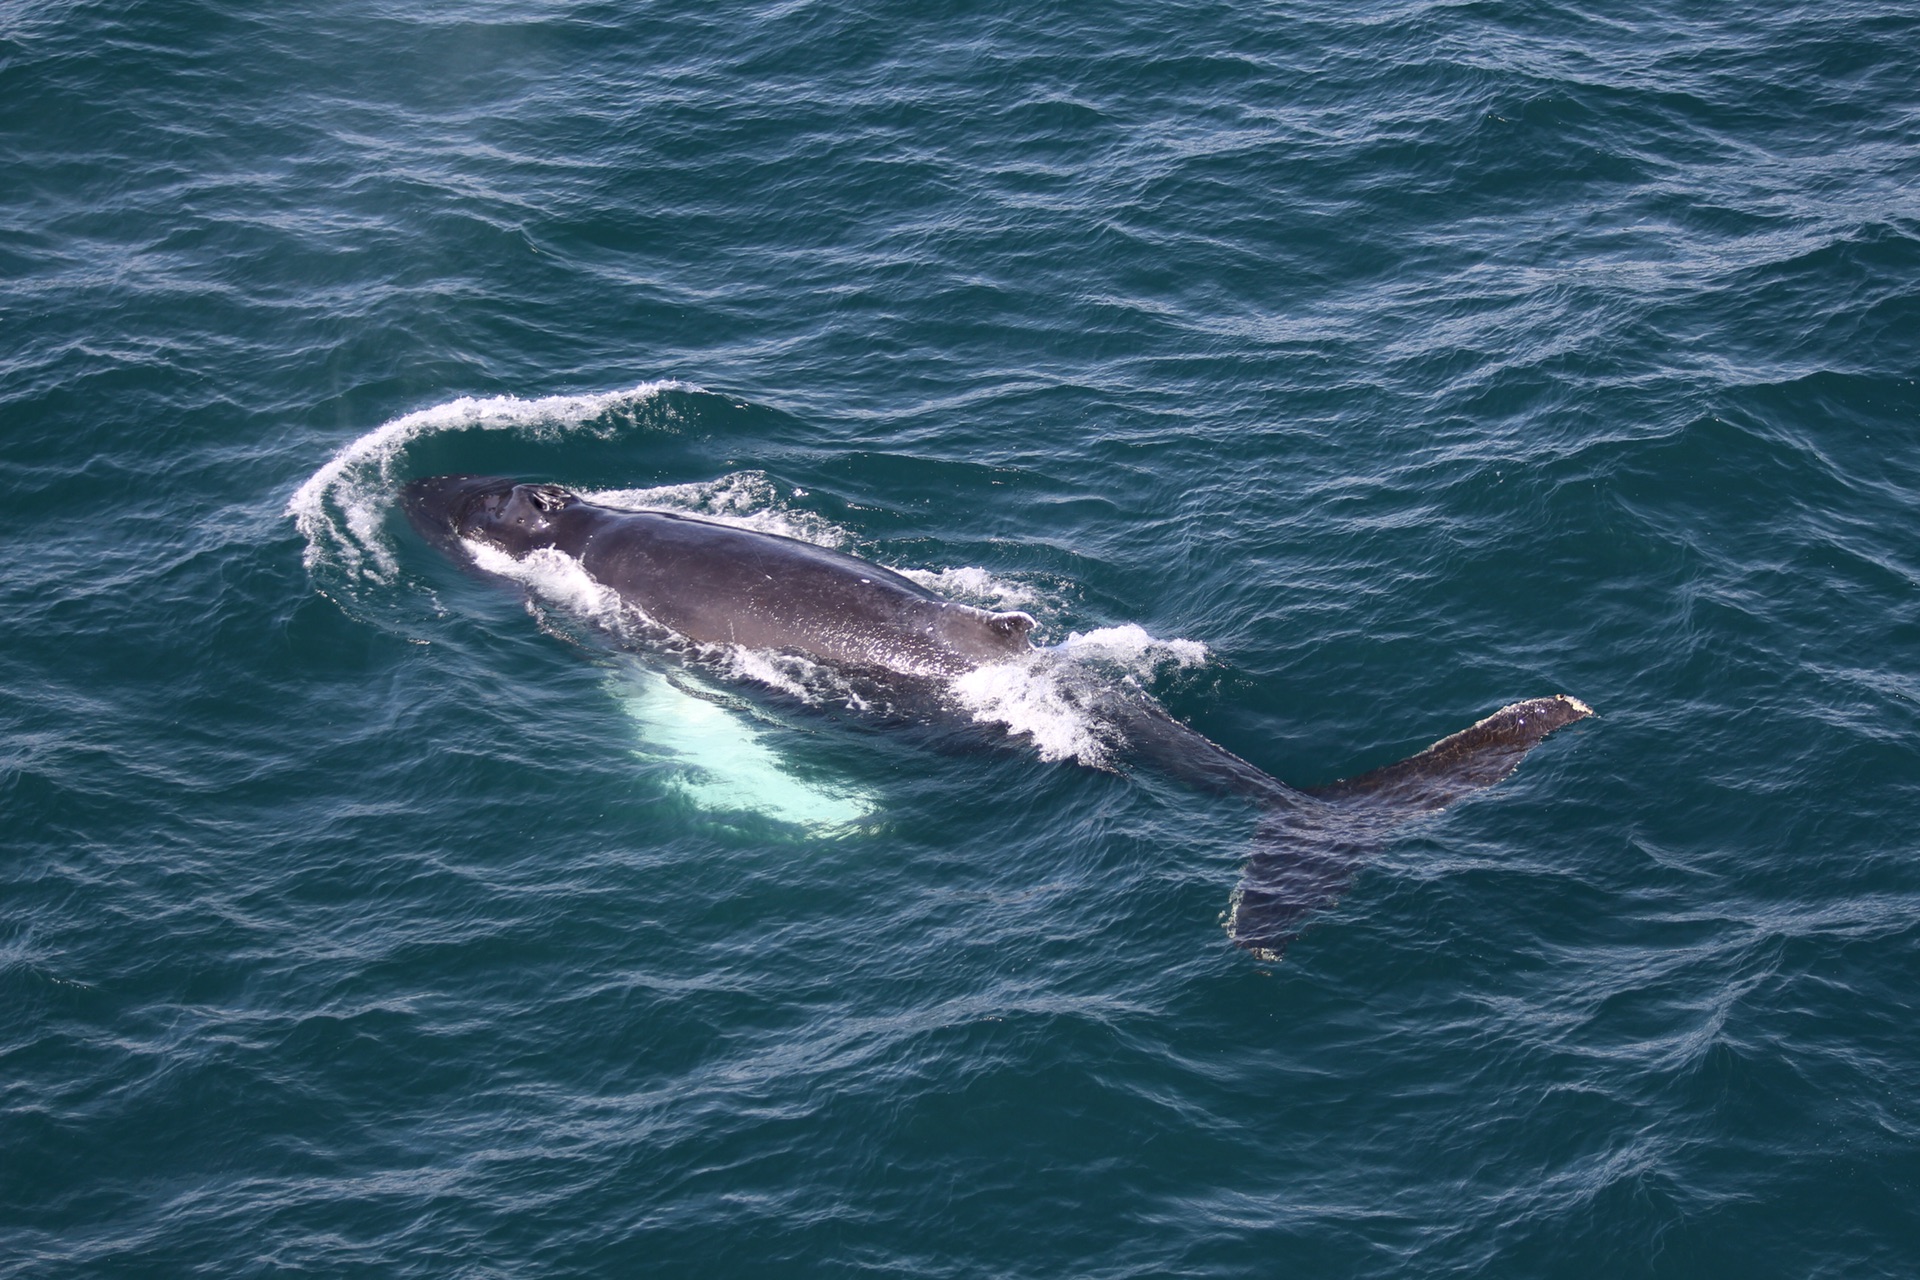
5, 2, 1919, 1275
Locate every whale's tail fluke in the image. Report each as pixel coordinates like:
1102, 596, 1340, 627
1224, 695, 1593, 961
1303, 695, 1593, 813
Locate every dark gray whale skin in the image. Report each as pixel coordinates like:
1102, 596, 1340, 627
403, 474, 1035, 676
404, 474, 1592, 961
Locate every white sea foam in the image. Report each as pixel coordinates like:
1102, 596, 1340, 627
287, 380, 697, 581
944, 624, 1209, 766
1054, 623, 1209, 673
949, 657, 1111, 765
899, 566, 1040, 609
463, 541, 630, 626
716, 645, 821, 701
580, 473, 848, 548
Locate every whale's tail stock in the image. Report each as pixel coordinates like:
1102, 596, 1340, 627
1116, 694, 1593, 961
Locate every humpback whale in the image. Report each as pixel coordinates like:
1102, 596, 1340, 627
404, 474, 1591, 960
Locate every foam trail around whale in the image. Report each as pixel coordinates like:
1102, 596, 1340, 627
900, 567, 1042, 611
952, 628, 1213, 765
581, 476, 848, 549
1054, 624, 1209, 671
288, 381, 698, 582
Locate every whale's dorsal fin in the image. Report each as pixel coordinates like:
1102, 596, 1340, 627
933, 604, 1038, 658
989, 610, 1035, 638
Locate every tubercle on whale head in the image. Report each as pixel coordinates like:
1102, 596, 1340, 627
402, 474, 510, 543
402, 475, 581, 558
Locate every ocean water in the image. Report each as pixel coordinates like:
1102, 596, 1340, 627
4, 1, 1919, 1274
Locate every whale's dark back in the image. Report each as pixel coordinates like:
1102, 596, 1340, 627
404, 475, 1039, 675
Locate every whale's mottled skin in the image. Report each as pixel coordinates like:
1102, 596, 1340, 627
404, 474, 1592, 960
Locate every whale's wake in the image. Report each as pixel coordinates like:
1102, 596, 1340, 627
288, 382, 700, 583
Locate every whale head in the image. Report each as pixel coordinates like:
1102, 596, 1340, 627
403, 474, 581, 559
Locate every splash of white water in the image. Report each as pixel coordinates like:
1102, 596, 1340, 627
287, 380, 697, 581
